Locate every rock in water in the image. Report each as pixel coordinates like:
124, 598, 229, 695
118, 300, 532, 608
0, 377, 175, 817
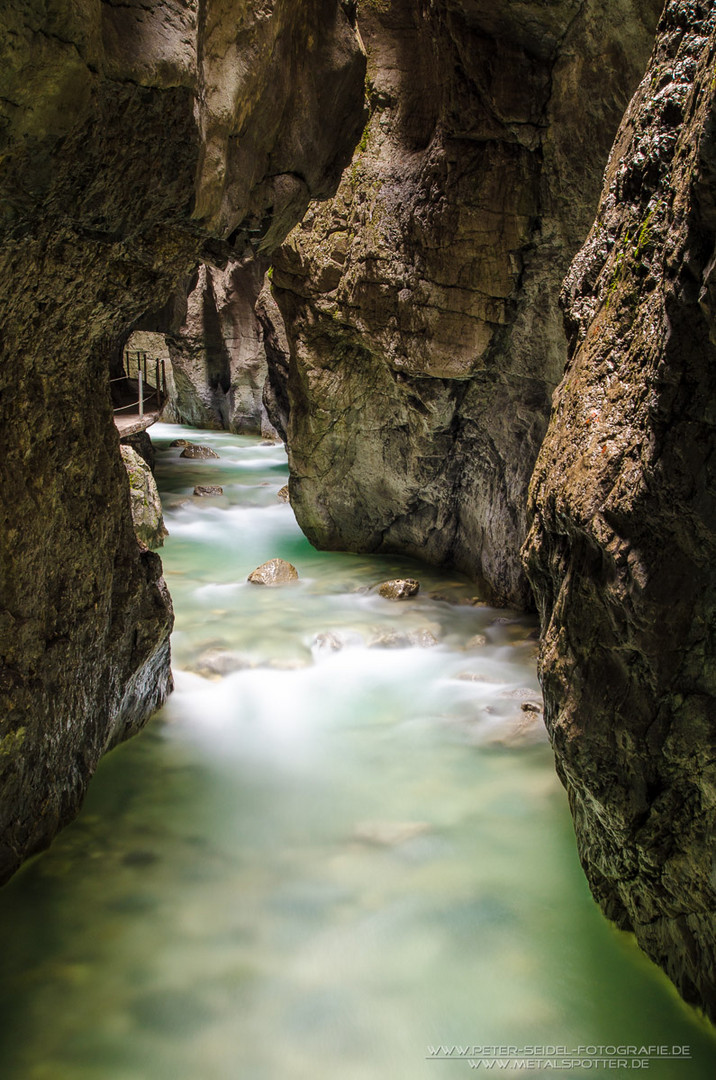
180, 444, 220, 460
193, 485, 223, 497
376, 578, 420, 601
169, 439, 189, 448
247, 559, 299, 586
277, 484, 290, 503
465, 634, 487, 649
120, 447, 168, 550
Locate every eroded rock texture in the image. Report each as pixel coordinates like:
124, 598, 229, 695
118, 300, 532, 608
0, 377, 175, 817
524, 1, 716, 1019
0, 0, 365, 881
163, 259, 278, 436
272, 0, 662, 606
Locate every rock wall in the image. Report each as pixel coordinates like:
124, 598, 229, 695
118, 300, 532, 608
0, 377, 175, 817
120, 445, 168, 550
271, 0, 662, 607
524, 0, 716, 1020
164, 259, 279, 437
0, 0, 365, 881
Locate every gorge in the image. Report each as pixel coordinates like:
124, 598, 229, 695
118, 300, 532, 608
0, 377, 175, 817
1, 0, 716, 1042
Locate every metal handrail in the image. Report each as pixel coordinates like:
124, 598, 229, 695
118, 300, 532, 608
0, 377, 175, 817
112, 353, 167, 418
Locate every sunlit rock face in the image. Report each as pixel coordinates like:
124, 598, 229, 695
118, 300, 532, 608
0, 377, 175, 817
270, 0, 662, 607
524, 0, 716, 1020
0, 0, 365, 882
162, 259, 278, 437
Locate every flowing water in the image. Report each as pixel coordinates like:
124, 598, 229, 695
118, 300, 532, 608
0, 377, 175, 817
0, 424, 714, 1080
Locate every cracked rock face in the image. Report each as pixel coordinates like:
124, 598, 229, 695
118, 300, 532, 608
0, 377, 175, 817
0, 0, 365, 882
271, 0, 661, 607
524, 0, 716, 1020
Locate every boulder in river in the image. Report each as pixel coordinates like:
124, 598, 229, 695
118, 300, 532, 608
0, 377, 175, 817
376, 578, 420, 601
180, 444, 220, 460
247, 558, 299, 586
190, 649, 254, 679
277, 485, 290, 503
169, 439, 189, 448
193, 485, 224, 497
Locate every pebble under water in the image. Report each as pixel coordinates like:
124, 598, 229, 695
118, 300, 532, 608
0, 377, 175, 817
0, 424, 714, 1080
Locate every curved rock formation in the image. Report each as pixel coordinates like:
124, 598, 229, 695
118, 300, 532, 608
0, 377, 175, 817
524, 0, 716, 1020
271, 0, 662, 607
163, 259, 279, 436
0, 0, 365, 881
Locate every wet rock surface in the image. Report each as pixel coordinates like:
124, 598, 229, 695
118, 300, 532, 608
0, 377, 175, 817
524, 0, 716, 1021
193, 486, 224, 497
180, 444, 220, 460
271, 0, 662, 607
376, 578, 420, 601
247, 559, 299, 587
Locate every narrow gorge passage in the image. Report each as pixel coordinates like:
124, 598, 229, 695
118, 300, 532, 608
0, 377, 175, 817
0, 426, 713, 1079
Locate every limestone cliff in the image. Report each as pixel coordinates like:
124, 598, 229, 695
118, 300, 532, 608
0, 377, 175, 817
524, 0, 716, 1020
164, 260, 278, 437
0, 0, 365, 881
270, 0, 662, 607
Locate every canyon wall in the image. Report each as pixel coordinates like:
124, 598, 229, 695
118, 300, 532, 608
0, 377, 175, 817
524, 0, 716, 1020
270, 0, 662, 607
163, 259, 278, 437
0, 0, 365, 881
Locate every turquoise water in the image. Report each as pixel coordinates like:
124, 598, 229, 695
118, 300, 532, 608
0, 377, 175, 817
0, 423, 713, 1079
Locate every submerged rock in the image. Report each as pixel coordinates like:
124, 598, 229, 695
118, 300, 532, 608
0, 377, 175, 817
190, 649, 254, 679
312, 632, 345, 652
367, 629, 410, 649
407, 628, 439, 648
169, 439, 189, 448
352, 821, 431, 847
376, 578, 420, 601
120, 446, 168, 550
367, 627, 438, 649
193, 485, 223, 497
180, 444, 219, 460
247, 559, 299, 586
478, 710, 548, 749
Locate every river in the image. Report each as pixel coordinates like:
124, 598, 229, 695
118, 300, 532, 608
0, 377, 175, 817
0, 424, 713, 1079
